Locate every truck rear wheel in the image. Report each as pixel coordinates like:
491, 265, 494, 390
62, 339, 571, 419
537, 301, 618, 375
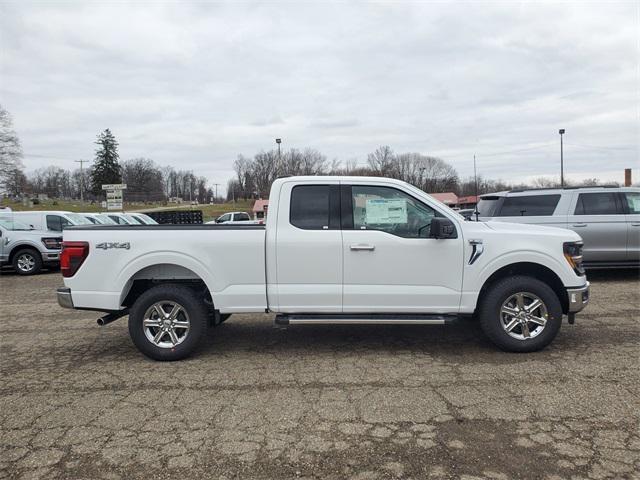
128, 284, 208, 361
13, 248, 42, 275
478, 275, 562, 352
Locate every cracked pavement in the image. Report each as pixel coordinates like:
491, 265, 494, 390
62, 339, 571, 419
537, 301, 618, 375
1, 270, 639, 479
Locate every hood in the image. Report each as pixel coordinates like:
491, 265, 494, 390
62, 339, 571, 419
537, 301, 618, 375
484, 220, 582, 240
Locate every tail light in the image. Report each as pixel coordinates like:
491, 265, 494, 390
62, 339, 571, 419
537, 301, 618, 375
41, 237, 62, 250
563, 242, 585, 276
61, 241, 89, 277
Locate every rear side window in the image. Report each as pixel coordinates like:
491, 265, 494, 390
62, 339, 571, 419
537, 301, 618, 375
498, 195, 561, 216
235, 213, 250, 221
624, 192, 640, 214
575, 193, 621, 215
290, 185, 330, 229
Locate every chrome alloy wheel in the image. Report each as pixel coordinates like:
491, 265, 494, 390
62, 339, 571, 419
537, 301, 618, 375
143, 301, 190, 348
500, 292, 548, 340
17, 253, 36, 273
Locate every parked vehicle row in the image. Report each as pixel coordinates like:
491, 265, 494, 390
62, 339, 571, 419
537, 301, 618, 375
206, 211, 261, 225
0, 210, 157, 274
477, 186, 640, 268
57, 176, 589, 360
0, 217, 62, 275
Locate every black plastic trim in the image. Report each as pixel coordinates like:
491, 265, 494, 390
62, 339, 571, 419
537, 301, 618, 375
65, 224, 266, 231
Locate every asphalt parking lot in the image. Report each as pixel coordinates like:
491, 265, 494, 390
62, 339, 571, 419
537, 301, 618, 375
1, 270, 639, 480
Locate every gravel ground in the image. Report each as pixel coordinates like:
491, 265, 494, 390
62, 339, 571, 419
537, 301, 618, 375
1, 269, 639, 479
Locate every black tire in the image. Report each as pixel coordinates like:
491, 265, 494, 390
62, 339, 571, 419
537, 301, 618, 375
12, 248, 42, 275
219, 314, 231, 323
128, 284, 208, 361
478, 275, 562, 352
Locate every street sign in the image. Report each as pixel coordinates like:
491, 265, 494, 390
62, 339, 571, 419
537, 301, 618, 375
102, 184, 126, 211
102, 184, 127, 190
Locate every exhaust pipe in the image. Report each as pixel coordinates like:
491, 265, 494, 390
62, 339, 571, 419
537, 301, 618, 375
97, 309, 129, 326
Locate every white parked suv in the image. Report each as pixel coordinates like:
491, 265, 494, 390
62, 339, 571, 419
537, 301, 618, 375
477, 186, 640, 268
57, 176, 590, 360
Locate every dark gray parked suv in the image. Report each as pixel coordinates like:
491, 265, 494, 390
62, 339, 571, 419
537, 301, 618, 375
477, 187, 640, 268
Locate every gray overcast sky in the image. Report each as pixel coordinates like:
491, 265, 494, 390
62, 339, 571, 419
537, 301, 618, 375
1, 1, 638, 189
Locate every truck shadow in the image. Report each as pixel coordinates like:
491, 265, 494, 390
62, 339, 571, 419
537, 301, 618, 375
585, 269, 639, 282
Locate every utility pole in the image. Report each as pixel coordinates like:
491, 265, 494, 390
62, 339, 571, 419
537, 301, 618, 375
559, 129, 565, 188
75, 159, 87, 202
212, 183, 220, 203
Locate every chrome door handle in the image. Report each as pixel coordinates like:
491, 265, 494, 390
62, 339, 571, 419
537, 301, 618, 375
572, 223, 587, 227
632, 223, 640, 227
350, 244, 375, 251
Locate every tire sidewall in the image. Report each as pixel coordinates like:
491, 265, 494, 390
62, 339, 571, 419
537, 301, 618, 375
128, 285, 208, 361
13, 249, 42, 275
479, 276, 562, 352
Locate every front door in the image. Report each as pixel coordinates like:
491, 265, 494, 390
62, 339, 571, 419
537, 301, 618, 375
273, 181, 343, 312
623, 191, 640, 262
341, 184, 464, 313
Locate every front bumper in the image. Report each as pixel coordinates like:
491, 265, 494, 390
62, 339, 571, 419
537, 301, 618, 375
57, 287, 74, 309
44, 252, 60, 262
567, 282, 589, 313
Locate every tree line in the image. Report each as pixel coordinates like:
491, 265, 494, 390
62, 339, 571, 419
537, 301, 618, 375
0, 103, 613, 204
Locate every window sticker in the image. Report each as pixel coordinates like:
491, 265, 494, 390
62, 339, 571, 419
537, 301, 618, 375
365, 199, 408, 224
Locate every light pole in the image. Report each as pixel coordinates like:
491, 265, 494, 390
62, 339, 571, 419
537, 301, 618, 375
275, 138, 282, 175
559, 129, 565, 188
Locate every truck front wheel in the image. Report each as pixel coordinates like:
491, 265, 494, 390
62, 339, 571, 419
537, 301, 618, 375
128, 284, 208, 361
478, 275, 562, 352
12, 248, 42, 275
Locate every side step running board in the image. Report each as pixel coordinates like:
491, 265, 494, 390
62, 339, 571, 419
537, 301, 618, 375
275, 313, 456, 326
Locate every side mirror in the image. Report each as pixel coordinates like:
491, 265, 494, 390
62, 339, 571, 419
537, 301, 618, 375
429, 217, 457, 239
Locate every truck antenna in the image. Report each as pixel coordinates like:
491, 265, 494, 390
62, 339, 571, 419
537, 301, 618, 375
473, 154, 480, 221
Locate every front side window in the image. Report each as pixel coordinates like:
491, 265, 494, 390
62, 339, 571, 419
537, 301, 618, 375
46, 215, 62, 231
351, 185, 437, 238
624, 192, 640, 214
290, 185, 330, 229
498, 195, 560, 216
218, 214, 231, 223
575, 193, 620, 215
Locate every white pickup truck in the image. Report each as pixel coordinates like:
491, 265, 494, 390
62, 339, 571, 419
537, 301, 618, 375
57, 176, 590, 360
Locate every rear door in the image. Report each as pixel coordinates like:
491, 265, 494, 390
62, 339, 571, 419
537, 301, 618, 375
567, 192, 627, 263
341, 183, 463, 313
491, 193, 566, 227
623, 191, 640, 262
274, 181, 343, 312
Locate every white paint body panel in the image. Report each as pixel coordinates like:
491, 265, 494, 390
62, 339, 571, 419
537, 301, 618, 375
62, 176, 587, 315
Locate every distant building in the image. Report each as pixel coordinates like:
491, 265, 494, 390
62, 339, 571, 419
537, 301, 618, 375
456, 195, 478, 209
253, 199, 269, 221
429, 192, 458, 207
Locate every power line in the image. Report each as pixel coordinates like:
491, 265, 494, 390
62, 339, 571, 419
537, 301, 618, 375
564, 142, 637, 151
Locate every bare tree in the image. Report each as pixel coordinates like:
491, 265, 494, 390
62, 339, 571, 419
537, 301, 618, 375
367, 145, 395, 175
0, 105, 24, 195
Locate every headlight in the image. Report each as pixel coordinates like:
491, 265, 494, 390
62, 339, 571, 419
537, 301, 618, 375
563, 241, 584, 276
42, 237, 62, 250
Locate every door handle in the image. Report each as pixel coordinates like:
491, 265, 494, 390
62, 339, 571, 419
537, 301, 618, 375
572, 223, 587, 227
631, 223, 640, 227
350, 244, 375, 251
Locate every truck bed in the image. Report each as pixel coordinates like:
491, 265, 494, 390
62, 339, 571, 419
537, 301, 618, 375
63, 224, 267, 312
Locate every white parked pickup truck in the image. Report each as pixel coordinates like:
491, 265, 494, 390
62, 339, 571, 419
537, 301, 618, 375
57, 176, 590, 360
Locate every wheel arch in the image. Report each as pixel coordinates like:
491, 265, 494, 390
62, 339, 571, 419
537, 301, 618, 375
477, 262, 569, 314
9, 243, 42, 263
119, 261, 215, 309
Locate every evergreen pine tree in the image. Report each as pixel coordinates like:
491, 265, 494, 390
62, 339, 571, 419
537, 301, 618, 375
91, 129, 122, 194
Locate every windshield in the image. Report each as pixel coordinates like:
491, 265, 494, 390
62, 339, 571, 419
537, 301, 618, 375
96, 214, 117, 225
136, 213, 158, 224
476, 197, 502, 217
123, 214, 144, 224
0, 217, 33, 230
66, 213, 93, 225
